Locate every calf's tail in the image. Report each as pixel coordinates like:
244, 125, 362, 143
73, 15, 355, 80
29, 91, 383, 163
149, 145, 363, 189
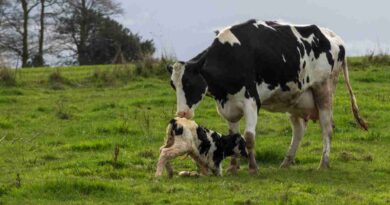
342, 61, 368, 130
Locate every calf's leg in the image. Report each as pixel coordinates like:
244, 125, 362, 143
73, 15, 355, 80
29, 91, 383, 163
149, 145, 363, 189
227, 121, 241, 174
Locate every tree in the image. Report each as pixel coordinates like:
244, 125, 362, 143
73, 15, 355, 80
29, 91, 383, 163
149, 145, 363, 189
85, 13, 155, 64
32, 0, 58, 66
59, 10, 155, 65
0, 0, 39, 67
56, 0, 122, 65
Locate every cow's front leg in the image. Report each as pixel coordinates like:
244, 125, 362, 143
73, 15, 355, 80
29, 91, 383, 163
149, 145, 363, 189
243, 99, 258, 174
280, 114, 307, 168
227, 121, 241, 174
313, 80, 333, 170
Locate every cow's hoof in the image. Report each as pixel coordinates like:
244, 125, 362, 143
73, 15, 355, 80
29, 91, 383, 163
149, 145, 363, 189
280, 157, 295, 169
280, 161, 291, 169
318, 161, 330, 170
248, 166, 258, 174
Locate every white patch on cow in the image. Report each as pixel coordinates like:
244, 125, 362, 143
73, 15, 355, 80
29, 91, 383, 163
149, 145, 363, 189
256, 82, 278, 104
243, 98, 257, 134
216, 87, 246, 122
217, 27, 241, 46
282, 54, 287, 63
171, 63, 190, 116
253, 21, 276, 31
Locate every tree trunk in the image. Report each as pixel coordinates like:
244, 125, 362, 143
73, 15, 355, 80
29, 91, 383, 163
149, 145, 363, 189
78, 0, 88, 65
36, 0, 45, 66
21, 0, 29, 67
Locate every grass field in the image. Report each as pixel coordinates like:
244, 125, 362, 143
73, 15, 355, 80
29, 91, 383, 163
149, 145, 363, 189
1, 58, 390, 204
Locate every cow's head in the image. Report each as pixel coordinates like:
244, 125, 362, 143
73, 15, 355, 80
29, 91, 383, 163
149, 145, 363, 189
167, 61, 207, 119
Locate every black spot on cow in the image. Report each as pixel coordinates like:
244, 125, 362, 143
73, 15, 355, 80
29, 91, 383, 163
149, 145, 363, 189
295, 25, 332, 60
182, 64, 208, 108
196, 126, 211, 155
303, 61, 306, 69
170, 80, 176, 90
281, 84, 290, 92
326, 52, 335, 70
338, 45, 345, 61
169, 119, 183, 136
298, 82, 302, 89
306, 76, 310, 83
245, 90, 250, 98
211, 133, 248, 167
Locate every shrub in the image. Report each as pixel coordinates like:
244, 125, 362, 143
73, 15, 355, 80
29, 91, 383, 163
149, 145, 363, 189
55, 100, 71, 120
48, 70, 70, 90
0, 68, 17, 86
90, 69, 115, 86
88, 65, 133, 87
364, 49, 390, 65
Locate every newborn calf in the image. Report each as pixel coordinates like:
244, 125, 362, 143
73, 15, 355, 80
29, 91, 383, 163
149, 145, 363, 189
155, 117, 248, 177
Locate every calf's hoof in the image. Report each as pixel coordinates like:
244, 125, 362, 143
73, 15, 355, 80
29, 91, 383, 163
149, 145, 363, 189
178, 171, 201, 177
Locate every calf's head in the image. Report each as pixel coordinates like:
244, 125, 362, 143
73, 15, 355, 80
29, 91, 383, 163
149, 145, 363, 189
167, 62, 208, 119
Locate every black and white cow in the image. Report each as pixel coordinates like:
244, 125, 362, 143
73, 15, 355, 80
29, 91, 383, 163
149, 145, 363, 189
155, 117, 248, 177
167, 19, 368, 173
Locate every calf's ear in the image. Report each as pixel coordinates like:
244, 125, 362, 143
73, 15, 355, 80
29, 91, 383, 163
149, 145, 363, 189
166, 65, 173, 74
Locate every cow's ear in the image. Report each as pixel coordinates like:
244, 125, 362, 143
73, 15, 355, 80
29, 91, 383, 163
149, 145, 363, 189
166, 65, 173, 74
214, 30, 220, 35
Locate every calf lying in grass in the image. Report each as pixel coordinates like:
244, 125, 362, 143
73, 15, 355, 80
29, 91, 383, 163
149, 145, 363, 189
155, 117, 248, 177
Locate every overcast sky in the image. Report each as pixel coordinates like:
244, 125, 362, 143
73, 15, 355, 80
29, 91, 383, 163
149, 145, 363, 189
115, 0, 390, 60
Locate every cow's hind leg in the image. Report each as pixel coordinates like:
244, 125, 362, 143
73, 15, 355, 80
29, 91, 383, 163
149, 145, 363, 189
227, 121, 241, 174
313, 81, 333, 169
243, 99, 258, 174
280, 114, 307, 168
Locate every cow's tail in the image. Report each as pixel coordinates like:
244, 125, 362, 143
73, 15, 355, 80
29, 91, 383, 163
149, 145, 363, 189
342, 61, 368, 130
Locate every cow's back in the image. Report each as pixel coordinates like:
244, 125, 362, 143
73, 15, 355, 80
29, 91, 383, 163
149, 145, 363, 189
202, 20, 345, 109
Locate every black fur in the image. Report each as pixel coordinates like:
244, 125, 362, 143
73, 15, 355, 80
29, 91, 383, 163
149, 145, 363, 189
169, 119, 183, 136
196, 126, 211, 155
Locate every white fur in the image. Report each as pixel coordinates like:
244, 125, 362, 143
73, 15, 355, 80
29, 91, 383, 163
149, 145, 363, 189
171, 63, 189, 115
253, 21, 276, 31
217, 27, 241, 46
282, 54, 287, 63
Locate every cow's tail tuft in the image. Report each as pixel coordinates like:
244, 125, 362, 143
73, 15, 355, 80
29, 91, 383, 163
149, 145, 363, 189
342, 61, 368, 130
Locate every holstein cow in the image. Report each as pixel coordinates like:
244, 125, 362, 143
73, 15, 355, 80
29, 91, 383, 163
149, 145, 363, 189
155, 117, 248, 177
167, 19, 368, 173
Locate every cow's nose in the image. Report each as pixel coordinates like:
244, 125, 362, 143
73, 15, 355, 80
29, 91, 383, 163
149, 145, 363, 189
176, 111, 187, 118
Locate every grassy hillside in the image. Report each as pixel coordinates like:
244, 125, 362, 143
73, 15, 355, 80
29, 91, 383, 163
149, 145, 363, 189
1, 57, 390, 204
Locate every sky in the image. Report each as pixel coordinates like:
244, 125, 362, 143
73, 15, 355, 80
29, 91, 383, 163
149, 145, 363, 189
115, 0, 390, 61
